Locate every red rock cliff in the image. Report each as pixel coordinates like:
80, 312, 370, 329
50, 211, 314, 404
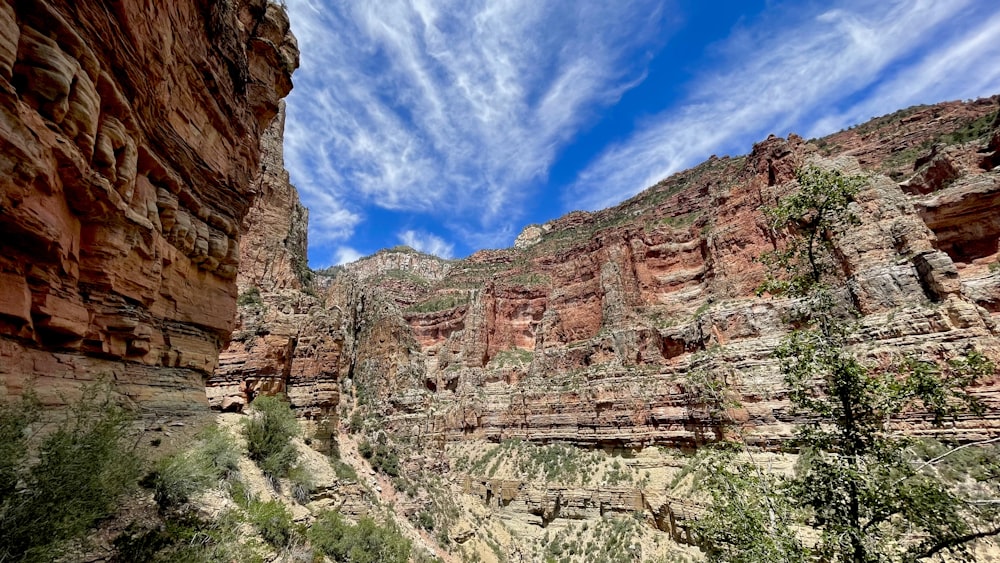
327, 98, 1000, 447
0, 0, 298, 413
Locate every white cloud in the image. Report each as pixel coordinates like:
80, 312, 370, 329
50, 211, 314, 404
398, 229, 455, 258
564, 0, 988, 212
806, 10, 1000, 138
332, 246, 364, 266
283, 0, 668, 249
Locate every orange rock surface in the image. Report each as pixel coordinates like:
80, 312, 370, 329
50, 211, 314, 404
0, 0, 297, 413
317, 97, 1000, 447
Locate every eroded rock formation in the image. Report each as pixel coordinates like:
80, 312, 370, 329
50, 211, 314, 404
208, 102, 341, 427
322, 97, 1000, 448
0, 0, 297, 413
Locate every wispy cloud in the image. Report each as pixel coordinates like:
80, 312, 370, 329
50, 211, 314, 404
807, 9, 1000, 137
283, 0, 669, 259
330, 246, 364, 267
398, 229, 454, 258
565, 0, 996, 212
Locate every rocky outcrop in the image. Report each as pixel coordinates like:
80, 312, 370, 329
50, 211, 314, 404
208, 103, 341, 429
0, 0, 297, 413
324, 97, 1000, 448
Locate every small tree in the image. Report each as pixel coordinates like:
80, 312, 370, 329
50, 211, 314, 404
0, 384, 142, 562
243, 395, 300, 481
694, 165, 1000, 562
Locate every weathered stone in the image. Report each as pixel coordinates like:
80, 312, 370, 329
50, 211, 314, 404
300, 97, 1000, 449
0, 0, 298, 415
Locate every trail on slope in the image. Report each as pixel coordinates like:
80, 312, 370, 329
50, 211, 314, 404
336, 419, 458, 563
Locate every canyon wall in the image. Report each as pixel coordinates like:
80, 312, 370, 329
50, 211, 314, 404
324, 98, 1000, 447
0, 0, 297, 413
208, 102, 342, 430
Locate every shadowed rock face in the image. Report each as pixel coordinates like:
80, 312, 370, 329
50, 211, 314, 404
208, 102, 342, 426
296, 97, 999, 447
0, 0, 298, 414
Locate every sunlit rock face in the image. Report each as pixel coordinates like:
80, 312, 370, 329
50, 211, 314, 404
304, 97, 1000, 447
0, 0, 297, 414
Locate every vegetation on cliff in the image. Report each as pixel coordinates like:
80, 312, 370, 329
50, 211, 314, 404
0, 385, 141, 562
693, 166, 1000, 562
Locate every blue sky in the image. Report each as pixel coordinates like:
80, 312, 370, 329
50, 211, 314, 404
282, 0, 1000, 267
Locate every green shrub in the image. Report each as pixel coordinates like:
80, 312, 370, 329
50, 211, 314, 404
242, 395, 299, 481
237, 287, 263, 307
308, 511, 411, 563
332, 458, 358, 482
288, 463, 316, 504
114, 511, 265, 563
230, 479, 297, 549
0, 385, 142, 562
151, 425, 240, 509
152, 450, 216, 509
348, 410, 364, 433
416, 510, 435, 531
358, 437, 401, 477
245, 497, 295, 548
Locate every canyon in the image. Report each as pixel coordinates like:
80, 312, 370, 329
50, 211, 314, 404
207, 94, 1000, 560
1, 1, 999, 559
216, 97, 1000, 449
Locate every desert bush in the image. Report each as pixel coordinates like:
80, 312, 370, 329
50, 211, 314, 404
229, 479, 298, 550
245, 496, 295, 548
243, 395, 299, 480
237, 287, 263, 307
114, 511, 264, 563
308, 511, 411, 563
332, 458, 358, 481
288, 463, 316, 504
348, 410, 364, 433
151, 425, 241, 509
0, 384, 142, 562
358, 436, 401, 477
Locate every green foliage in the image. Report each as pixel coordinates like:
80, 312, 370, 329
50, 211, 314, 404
553, 515, 645, 563
237, 286, 263, 307
940, 109, 998, 145
332, 458, 359, 481
308, 511, 412, 563
229, 480, 298, 549
358, 436, 401, 477
151, 425, 240, 509
287, 463, 316, 504
489, 347, 534, 368
348, 409, 364, 433
416, 509, 435, 531
405, 292, 471, 313
380, 268, 431, 287
242, 395, 299, 480
693, 165, 1000, 562
245, 496, 295, 548
0, 384, 142, 562
113, 511, 265, 563
757, 165, 866, 298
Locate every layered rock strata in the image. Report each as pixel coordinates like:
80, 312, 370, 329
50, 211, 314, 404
0, 0, 297, 413
208, 103, 341, 425
325, 98, 1000, 448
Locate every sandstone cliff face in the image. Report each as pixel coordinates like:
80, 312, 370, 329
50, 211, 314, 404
0, 0, 297, 413
208, 102, 341, 429
325, 97, 1000, 448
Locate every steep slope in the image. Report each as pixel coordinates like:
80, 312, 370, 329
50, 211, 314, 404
209, 102, 342, 437
220, 95, 1000, 560
0, 0, 298, 414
